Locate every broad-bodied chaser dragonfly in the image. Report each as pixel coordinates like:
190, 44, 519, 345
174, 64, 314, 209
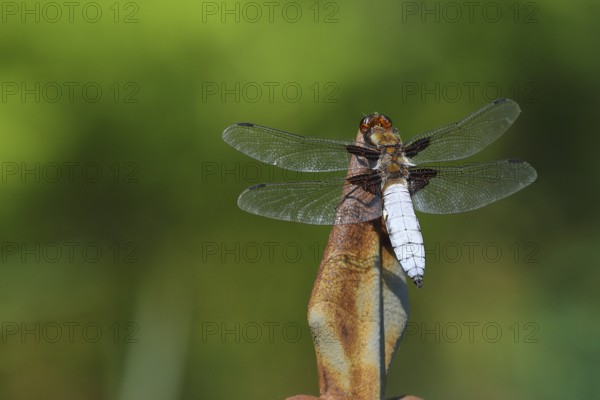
223, 99, 537, 288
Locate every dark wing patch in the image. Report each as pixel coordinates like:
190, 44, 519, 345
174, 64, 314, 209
346, 172, 383, 195
403, 137, 431, 159
407, 168, 438, 195
345, 144, 381, 160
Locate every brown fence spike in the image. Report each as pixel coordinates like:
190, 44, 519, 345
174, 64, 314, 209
285, 128, 420, 400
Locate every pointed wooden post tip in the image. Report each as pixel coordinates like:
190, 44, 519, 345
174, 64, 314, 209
284, 128, 419, 400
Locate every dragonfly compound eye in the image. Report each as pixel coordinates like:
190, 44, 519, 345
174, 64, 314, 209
377, 114, 393, 129
359, 115, 373, 134
360, 113, 393, 135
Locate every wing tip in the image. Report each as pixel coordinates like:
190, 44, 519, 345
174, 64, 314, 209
237, 185, 265, 216
507, 159, 538, 183
222, 122, 256, 145
222, 122, 254, 132
493, 97, 517, 106
493, 97, 521, 115
247, 183, 266, 190
507, 158, 527, 164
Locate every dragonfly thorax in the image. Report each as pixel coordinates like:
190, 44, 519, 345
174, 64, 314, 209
359, 113, 412, 182
375, 147, 412, 184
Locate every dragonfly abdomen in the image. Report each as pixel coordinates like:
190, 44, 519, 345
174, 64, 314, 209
383, 182, 425, 288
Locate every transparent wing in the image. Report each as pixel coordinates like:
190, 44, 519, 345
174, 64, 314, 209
223, 123, 375, 172
237, 176, 383, 225
404, 98, 521, 164
408, 160, 537, 214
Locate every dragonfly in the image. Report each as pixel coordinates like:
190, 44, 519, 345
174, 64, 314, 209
222, 98, 537, 288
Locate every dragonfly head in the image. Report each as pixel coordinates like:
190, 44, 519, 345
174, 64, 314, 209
359, 113, 400, 147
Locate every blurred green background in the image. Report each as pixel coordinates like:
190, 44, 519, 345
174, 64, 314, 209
1, 0, 599, 399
